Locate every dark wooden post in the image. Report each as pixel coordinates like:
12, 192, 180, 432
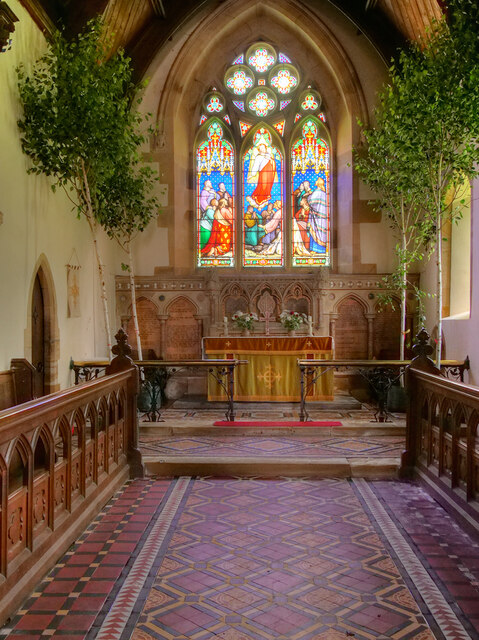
402, 328, 442, 476
106, 329, 143, 478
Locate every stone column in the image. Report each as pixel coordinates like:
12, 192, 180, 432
329, 313, 339, 358
158, 316, 168, 359
366, 313, 375, 360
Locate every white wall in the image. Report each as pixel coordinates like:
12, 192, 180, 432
421, 178, 478, 385
0, 0, 117, 388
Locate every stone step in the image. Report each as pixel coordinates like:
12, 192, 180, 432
140, 423, 406, 437
143, 456, 401, 478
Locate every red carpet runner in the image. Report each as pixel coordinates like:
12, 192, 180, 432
212, 420, 342, 427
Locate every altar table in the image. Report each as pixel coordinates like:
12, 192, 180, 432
203, 336, 334, 402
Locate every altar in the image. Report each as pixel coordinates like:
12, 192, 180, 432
203, 336, 334, 402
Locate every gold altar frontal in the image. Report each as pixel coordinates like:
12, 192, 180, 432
204, 336, 334, 402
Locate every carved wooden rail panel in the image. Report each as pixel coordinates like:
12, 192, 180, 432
0, 365, 140, 625
405, 368, 479, 517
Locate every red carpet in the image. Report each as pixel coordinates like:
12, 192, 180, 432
213, 420, 342, 427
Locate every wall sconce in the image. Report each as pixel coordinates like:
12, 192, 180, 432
0, 2, 19, 53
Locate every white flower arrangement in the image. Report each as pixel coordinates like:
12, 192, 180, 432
279, 310, 307, 331
231, 310, 258, 330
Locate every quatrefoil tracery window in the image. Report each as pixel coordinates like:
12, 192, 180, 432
196, 42, 331, 269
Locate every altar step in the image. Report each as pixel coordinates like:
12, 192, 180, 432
141, 454, 402, 479
170, 394, 362, 411
140, 423, 405, 479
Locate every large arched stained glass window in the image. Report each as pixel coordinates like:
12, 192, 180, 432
291, 119, 331, 266
197, 120, 235, 267
242, 127, 284, 267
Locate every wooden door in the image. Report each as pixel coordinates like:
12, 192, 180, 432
32, 274, 45, 398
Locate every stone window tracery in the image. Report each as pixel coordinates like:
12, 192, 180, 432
195, 42, 331, 269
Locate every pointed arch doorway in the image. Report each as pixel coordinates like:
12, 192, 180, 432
32, 273, 45, 397
30, 258, 60, 397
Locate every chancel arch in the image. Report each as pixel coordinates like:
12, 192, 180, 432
146, 0, 372, 275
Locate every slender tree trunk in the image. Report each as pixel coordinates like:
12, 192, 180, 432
400, 201, 407, 363
436, 210, 443, 368
80, 161, 112, 356
128, 242, 143, 361
88, 217, 113, 357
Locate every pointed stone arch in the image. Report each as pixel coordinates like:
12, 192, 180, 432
126, 296, 161, 359
221, 282, 250, 319
147, 0, 370, 272
165, 297, 201, 360
374, 296, 401, 359
334, 294, 369, 359
27, 255, 60, 395
283, 282, 313, 316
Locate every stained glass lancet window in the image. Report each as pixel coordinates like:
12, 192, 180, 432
197, 120, 235, 267
242, 127, 284, 267
291, 119, 330, 266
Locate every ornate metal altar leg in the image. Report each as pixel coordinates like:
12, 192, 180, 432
359, 367, 403, 422
299, 364, 309, 422
227, 362, 235, 422
208, 365, 236, 422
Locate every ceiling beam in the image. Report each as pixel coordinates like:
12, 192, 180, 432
150, 0, 166, 18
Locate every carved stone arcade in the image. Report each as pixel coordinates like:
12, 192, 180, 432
116, 272, 418, 364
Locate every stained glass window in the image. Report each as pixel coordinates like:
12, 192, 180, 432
270, 68, 298, 94
239, 121, 252, 137
291, 119, 330, 266
197, 121, 235, 268
206, 96, 223, 113
247, 46, 275, 72
197, 44, 330, 270
232, 100, 245, 112
225, 67, 254, 95
247, 89, 276, 117
273, 120, 285, 136
242, 127, 284, 267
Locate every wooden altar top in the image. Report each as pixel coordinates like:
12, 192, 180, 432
203, 336, 333, 356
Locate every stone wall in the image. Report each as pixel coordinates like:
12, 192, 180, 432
117, 273, 417, 361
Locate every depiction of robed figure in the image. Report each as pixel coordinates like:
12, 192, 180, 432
247, 142, 278, 207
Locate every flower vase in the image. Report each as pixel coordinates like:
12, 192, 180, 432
288, 329, 296, 337
242, 328, 250, 336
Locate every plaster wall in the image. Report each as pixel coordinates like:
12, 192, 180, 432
421, 179, 478, 385
0, 0, 117, 388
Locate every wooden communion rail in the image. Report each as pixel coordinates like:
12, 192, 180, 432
0, 329, 141, 625
402, 328, 479, 531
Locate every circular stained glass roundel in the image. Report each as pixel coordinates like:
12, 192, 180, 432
298, 89, 322, 112
245, 42, 277, 73
268, 64, 300, 95
203, 91, 225, 114
246, 87, 277, 117
224, 65, 255, 96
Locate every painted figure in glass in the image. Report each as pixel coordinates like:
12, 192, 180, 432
243, 128, 284, 267
196, 121, 235, 267
291, 120, 330, 266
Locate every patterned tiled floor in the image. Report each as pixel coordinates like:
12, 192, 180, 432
139, 435, 405, 459
3, 477, 479, 640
